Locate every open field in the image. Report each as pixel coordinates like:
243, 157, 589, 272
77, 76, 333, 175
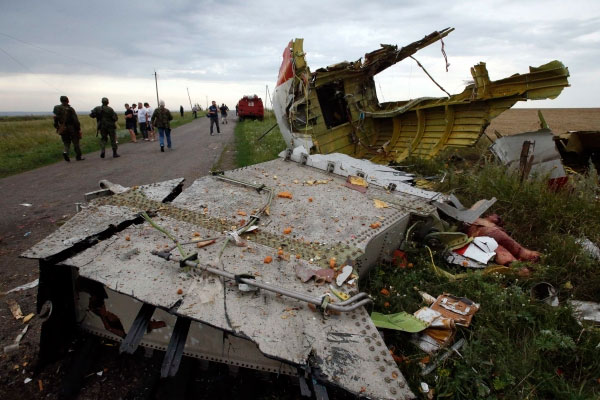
486, 108, 600, 136
0, 111, 195, 178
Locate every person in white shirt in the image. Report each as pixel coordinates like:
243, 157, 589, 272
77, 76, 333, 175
144, 102, 156, 142
137, 102, 149, 141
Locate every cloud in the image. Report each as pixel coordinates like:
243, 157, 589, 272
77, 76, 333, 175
1, 0, 599, 110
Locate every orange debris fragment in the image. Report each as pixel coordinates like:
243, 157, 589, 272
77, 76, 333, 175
283, 227, 292, 234
125, 235, 131, 241
277, 191, 293, 199
237, 210, 247, 216
177, 288, 183, 295
308, 197, 313, 202
380, 288, 390, 297
329, 258, 336, 268
384, 302, 390, 308
264, 256, 273, 264
370, 222, 381, 229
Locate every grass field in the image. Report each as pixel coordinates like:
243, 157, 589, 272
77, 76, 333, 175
232, 116, 600, 399
233, 111, 287, 168
0, 111, 195, 178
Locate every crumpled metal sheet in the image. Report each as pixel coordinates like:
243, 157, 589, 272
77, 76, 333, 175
490, 129, 566, 179
25, 158, 430, 399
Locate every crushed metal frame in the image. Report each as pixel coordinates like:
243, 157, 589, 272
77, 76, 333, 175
273, 28, 570, 163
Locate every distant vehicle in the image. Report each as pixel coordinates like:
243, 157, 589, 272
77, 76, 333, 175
236, 95, 264, 121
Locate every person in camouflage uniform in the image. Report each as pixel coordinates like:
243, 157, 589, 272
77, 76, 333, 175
151, 99, 173, 152
90, 97, 120, 158
53, 96, 84, 162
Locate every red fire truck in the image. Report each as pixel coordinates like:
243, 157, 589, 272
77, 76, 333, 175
236, 95, 264, 121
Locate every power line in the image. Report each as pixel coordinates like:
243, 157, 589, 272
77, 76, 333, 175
0, 31, 100, 70
0, 45, 62, 93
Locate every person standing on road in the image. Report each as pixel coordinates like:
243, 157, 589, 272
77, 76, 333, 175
124, 103, 137, 143
192, 105, 198, 119
208, 100, 220, 135
180, 105, 184, 117
235, 104, 238, 116
53, 95, 84, 162
219, 103, 229, 124
144, 102, 155, 142
90, 97, 119, 158
131, 103, 139, 136
137, 102, 149, 141
151, 99, 173, 152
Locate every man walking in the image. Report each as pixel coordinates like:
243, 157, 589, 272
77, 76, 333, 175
151, 100, 173, 152
53, 95, 84, 162
90, 97, 119, 158
219, 103, 229, 124
208, 100, 220, 135
180, 105, 184, 117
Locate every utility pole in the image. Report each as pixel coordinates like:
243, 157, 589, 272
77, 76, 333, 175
186, 87, 193, 111
154, 70, 160, 107
206, 95, 208, 110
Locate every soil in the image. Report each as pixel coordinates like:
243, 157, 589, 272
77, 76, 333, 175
485, 108, 600, 137
0, 109, 597, 399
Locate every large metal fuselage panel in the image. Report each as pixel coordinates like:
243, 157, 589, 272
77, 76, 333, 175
24, 158, 438, 399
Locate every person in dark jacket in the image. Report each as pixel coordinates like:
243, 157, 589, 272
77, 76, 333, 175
151, 100, 174, 152
53, 95, 83, 162
208, 100, 220, 135
90, 97, 119, 158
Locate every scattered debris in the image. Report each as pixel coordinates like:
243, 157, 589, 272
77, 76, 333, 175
430, 294, 480, 327
335, 265, 353, 286
4, 325, 29, 354
19, 203, 32, 207
23, 313, 35, 323
23, 232, 31, 237
530, 282, 559, 307
490, 122, 567, 185
576, 238, 600, 260
454, 236, 498, 264
277, 191, 293, 199
371, 311, 428, 332
7, 299, 24, 319
3, 279, 39, 295
568, 300, 600, 324
434, 194, 497, 224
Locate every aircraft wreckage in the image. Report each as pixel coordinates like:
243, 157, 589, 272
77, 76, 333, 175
23, 29, 570, 400
23, 153, 446, 399
273, 28, 570, 163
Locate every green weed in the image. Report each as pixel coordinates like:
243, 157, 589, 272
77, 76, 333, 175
234, 112, 287, 167
364, 148, 600, 399
0, 112, 194, 177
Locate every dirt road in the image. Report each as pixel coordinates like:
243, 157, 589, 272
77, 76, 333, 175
0, 116, 237, 399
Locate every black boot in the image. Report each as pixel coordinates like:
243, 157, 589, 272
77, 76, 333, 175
100, 150, 105, 158
160, 145, 164, 152
76, 155, 85, 161
63, 152, 70, 162
113, 150, 120, 158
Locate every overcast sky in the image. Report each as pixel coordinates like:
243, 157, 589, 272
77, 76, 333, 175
1, 0, 599, 112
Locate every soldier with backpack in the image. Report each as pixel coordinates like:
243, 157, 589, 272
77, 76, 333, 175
53, 95, 84, 162
90, 97, 120, 158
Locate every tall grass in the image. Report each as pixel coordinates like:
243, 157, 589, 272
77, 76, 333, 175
0, 111, 195, 177
365, 144, 600, 399
234, 111, 287, 167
